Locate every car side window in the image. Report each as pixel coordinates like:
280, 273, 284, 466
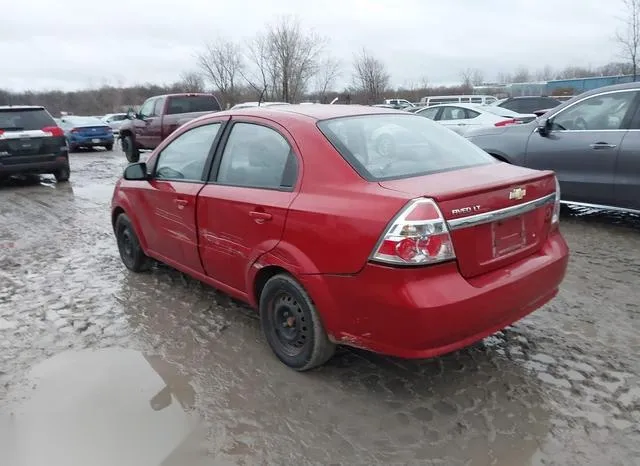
153, 99, 165, 116
215, 123, 297, 190
551, 91, 637, 131
154, 123, 221, 181
418, 107, 439, 120
440, 106, 467, 121
465, 109, 481, 119
139, 99, 156, 118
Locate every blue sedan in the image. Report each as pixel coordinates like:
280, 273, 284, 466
57, 116, 114, 152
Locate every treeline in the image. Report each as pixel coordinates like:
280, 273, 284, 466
0, 13, 637, 115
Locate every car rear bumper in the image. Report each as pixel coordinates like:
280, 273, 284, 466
0, 154, 69, 176
68, 134, 114, 146
301, 231, 569, 359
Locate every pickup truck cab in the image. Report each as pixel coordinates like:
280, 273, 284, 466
119, 93, 222, 162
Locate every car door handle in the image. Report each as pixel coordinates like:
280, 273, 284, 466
249, 211, 272, 223
590, 142, 617, 149
174, 199, 188, 209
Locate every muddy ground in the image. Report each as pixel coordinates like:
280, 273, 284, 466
0, 149, 639, 466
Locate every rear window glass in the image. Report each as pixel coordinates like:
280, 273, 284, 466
166, 96, 221, 115
63, 116, 106, 126
317, 114, 496, 181
0, 108, 55, 131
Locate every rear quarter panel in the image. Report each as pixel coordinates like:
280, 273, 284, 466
265, 120, 411, 275
466, 123, 534, 165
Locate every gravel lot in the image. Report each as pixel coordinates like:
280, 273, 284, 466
0, 148, 639, 466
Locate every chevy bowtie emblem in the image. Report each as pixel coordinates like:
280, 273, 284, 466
509, 187, 526, 200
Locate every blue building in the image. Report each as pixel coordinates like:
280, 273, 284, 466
546, 75, 636, 95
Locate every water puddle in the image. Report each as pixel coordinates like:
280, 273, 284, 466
0, 348, 199, 466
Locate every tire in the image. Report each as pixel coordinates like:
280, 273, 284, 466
68, 143, 77, 153
122, 135, 140, 163
259, 274, 336, 371
105, 143, 113, 151
54, 165, 70, 183
115, 213, 153, 272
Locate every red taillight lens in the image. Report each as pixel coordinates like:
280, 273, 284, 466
0, 129, 4, 136
371, 198, 456, 266
494, 118, 519, 127
42, 126, 64, 137
70, 128, 79, 134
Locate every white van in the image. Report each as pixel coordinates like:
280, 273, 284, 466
419, 95, 498, 107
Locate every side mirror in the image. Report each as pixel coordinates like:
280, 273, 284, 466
537, 118, 551, 136
123, 162, 148, 181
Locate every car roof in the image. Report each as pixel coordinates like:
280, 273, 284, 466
210, 104, 406, 122
418, 103, 487, 110
0, 105, 45, 111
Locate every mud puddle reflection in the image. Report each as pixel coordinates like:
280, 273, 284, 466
1, 348, 199, 466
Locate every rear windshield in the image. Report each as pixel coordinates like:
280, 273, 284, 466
166, 96, 221, 115
317, 114, 496, 181
0, 108, 56, 131
63, 116, 106, 126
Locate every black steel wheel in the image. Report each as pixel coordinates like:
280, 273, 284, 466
115, 213, 152, 272
260, 274, 335, 371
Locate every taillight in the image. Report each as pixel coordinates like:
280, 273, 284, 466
42, 126, 64, 137
551, 176, 561, 229
0, 129, 4, 136
371, 198, 456, 266
70, 128, 79, 134
494, 118, 519, 127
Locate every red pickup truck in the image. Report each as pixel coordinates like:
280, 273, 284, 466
119, 93, 222, 162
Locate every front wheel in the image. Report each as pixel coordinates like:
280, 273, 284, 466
260, 274, 336, 371
122, 135, 140, 163
115, 213, 153, 272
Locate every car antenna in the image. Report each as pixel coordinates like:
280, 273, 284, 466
258, 85, 267, 107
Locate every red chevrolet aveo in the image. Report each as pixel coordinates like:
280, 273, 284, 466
111, 105, 569, 371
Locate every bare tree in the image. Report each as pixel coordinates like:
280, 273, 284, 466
535, 65, 555, 81
314, 56, 341, 101
197, 38, 244, 105
617, 0, 640, 80
496, 72, 512, 84
178, 71, 206, 93
472, 69, 484, 86
246, 16, 327, 103
352, 48, 390, 103
460, 68, 474, 89
512, 66, 531, 83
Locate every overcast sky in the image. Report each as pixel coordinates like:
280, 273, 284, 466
0, 0, 623, 92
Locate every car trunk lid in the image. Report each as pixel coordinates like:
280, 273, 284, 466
379, 163, 557, 279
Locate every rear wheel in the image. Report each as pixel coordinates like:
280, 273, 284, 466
54, 165, 70, 183
122, 135, 140, 163
259, 274, 336, 371
115, 214, 153, 272
105, 143, 113, 151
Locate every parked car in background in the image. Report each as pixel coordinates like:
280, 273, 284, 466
58, 116, 114, 152
465, 82, 640, 213
0, 105, 70, 182
102, 113, 128, 138
112, 104, 568, 371
420, 95, 499, 106
493, 96, 562, 114
383, 99, 416, 109
415, 103, 536, 135
230, 102, 289, 109
119, 93, 222, 163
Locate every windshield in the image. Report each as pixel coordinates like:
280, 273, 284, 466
0, 108, 56, 131
63, 116, 106, 126
317, 114, 496, 181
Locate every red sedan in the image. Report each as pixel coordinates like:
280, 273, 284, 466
111, 104, 569, 371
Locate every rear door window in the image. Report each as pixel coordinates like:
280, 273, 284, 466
0, 108, 56, 132
166, 96, 221, 115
